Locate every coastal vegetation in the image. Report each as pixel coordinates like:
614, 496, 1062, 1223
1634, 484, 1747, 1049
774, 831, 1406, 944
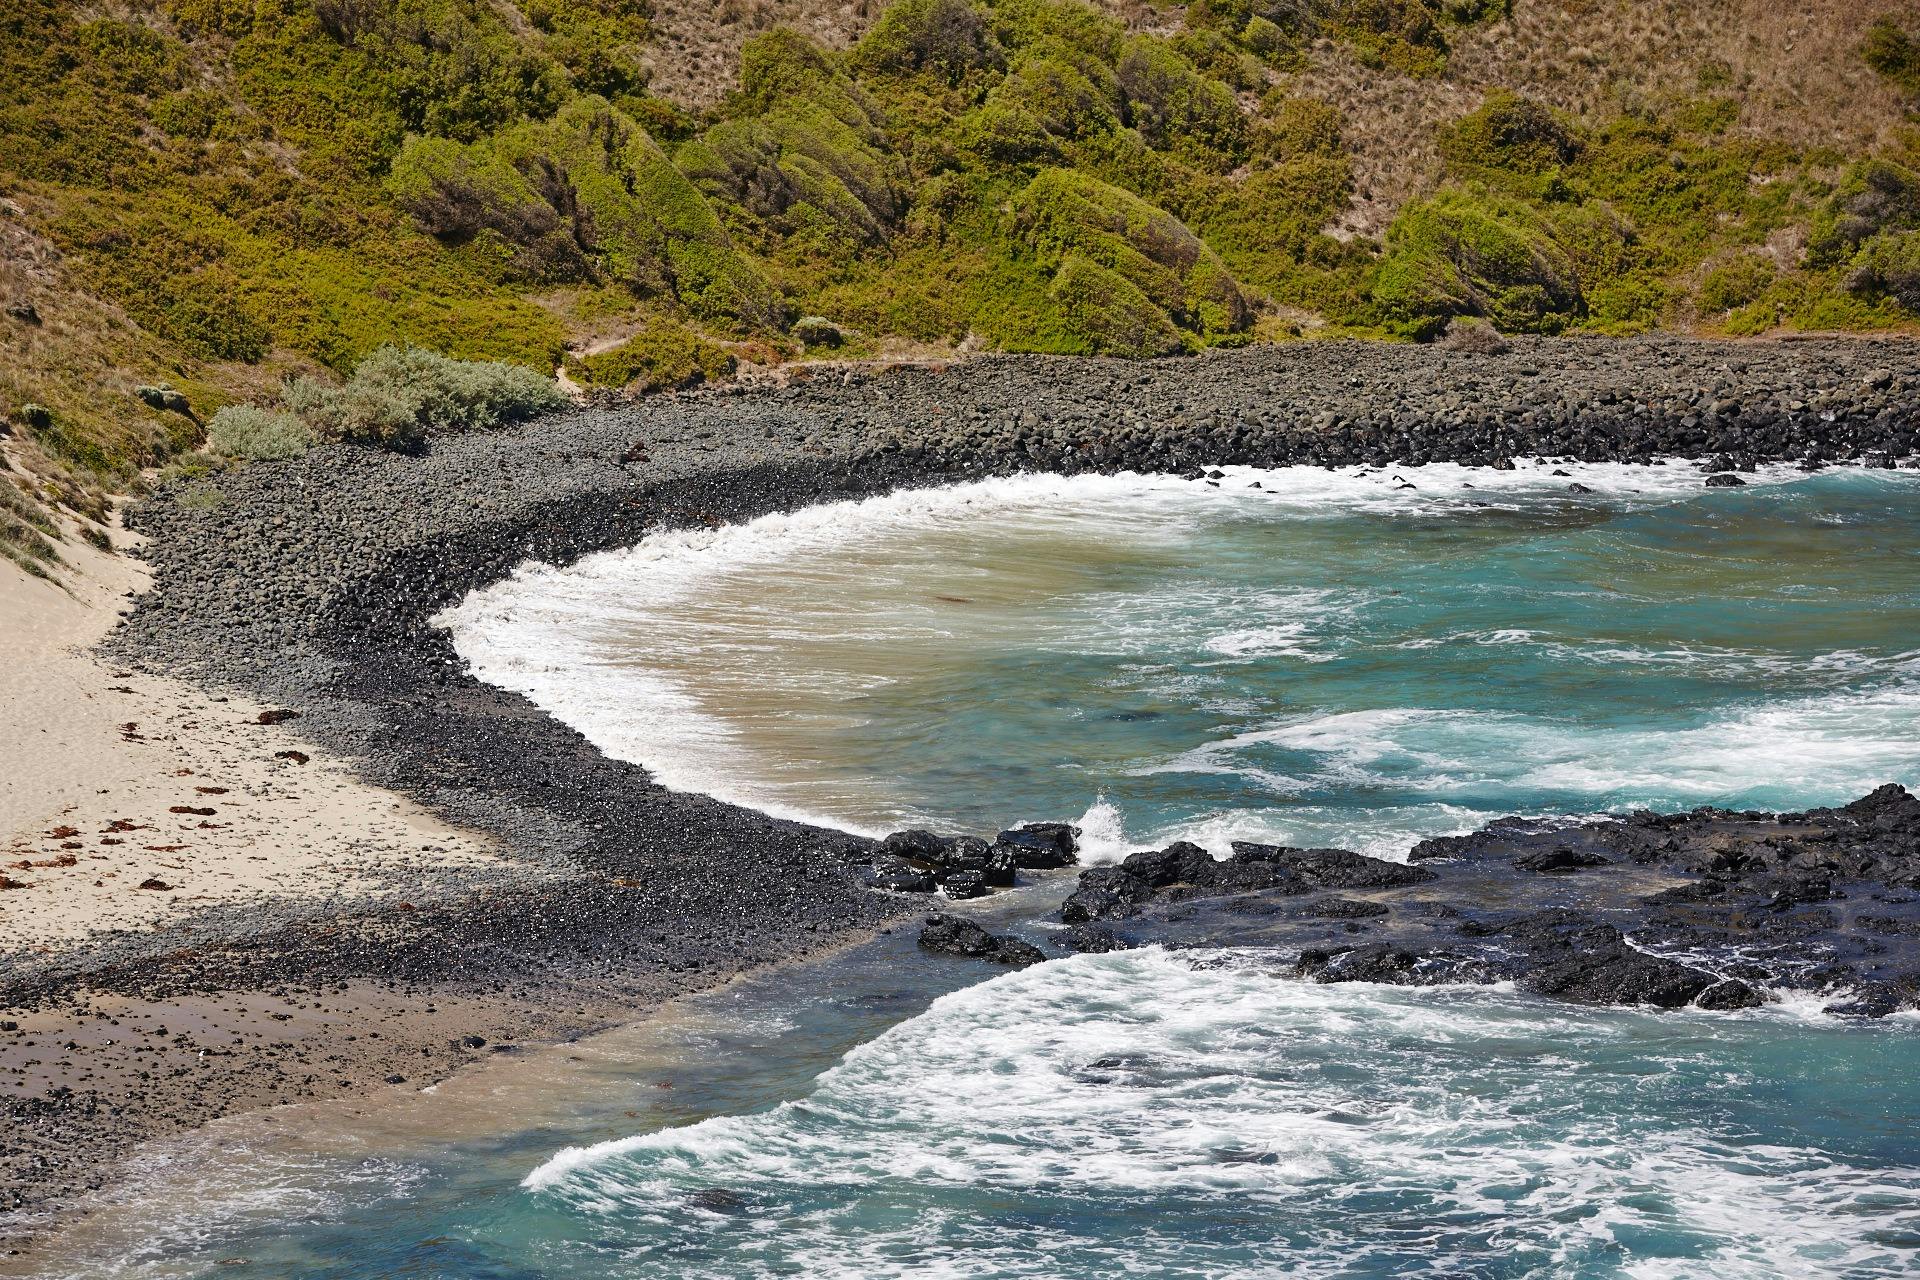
0, 0, 1918, 534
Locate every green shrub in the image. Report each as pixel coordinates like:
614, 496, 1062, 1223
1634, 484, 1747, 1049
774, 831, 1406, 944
1374, 188, 1583, 334
1440, 92, 1578, 181
682, 42, 906, 250
1698, 253, 1776, 314
206, 405, 315, 461
1584, 274, 1669, 333
1253, 95, 1343, 163
392, 98, 781, 326
1809, 158, 1920, 266
1846, 230, 1920, 312
1013, 167, 1254, 337
1048, 253, 1186, 356
853, 0, 1004, 84
1114, 36, 1247, 167
984, 0, 1127, 61
386, 134, 593, 283
287, 345, 569, 447
1193, 157, 1354, 277
1435, 0, 1509, 20
985, 45, 1124, 143
567, 323, 737, 391
1327, 0, 1451, 77
1543, 200, 1637, 289
1864, 19, 1920, 96
1723, 298, 1776, 337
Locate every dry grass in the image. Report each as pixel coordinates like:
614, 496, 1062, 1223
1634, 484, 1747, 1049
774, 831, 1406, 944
643, 0, 885, 107
1298, 0, 1920, 234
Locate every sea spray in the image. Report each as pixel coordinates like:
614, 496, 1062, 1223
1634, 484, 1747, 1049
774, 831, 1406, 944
521, 950, 1920, 1280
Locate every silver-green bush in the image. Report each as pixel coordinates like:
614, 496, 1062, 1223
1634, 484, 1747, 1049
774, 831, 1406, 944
205, 405, 315, 461
286, 346, 570, 448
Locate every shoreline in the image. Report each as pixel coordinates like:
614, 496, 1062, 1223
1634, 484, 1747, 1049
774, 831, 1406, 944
5, 335, 1919, 1249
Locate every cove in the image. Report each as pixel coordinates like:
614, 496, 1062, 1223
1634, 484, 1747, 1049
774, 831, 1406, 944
444, 460, 1920, 859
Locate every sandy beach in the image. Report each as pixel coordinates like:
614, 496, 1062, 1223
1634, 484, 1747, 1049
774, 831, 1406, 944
0, 518, 505, 951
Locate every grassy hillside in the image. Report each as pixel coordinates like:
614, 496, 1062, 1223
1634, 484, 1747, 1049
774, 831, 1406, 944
3, 0, 1920, 571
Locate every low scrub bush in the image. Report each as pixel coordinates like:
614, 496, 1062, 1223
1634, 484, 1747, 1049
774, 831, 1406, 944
206, 405, 315, 461
853, 0, 1004, 85
1846, 230, 1920, 312
1438, 316, 1510, 353
1440, 92, 1578, 183
1014, 167, 1254, 341
1864, 20, 1920, 97
286, 346, 569, 448
1048, 253, 1186, 357
1115, 36, 1247, 167
1698, 253, 1776, 314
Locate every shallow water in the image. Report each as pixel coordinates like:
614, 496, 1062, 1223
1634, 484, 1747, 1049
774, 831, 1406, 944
42, 462, 1920, 1279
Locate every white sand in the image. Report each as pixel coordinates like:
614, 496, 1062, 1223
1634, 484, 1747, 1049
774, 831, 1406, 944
0, 511, 505, 950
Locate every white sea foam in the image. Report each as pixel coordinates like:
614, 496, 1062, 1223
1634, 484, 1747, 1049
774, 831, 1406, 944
1066, 794, 1134, 864
1149, 679, 1920, 819
523, 949, 1920, 1280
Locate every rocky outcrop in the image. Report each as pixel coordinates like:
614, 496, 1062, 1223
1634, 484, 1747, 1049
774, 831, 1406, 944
917, 914, 1047, 965
1057, 784, 1920, 1017
870, 822, 1081, 899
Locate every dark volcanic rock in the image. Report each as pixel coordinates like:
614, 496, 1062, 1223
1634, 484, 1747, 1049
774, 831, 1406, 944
1061, 786, 1920, 1017
863, 860, 937, 893
883, 830, 951, 863
1305, 896, 1391, 920
918, 914, 1047, 965
1694, 979, 1767, 1011
1061, 866, 1154, 923
1514, 846, 1613, 873
1502, 914, 1719, 1008
995, 822, 1080, 869
1061, 923, 1129, 953
942, 870, 989, 899
1123, 842, 1223, 888
984, 844, 1018, 888
1230, 843, 1437, 889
